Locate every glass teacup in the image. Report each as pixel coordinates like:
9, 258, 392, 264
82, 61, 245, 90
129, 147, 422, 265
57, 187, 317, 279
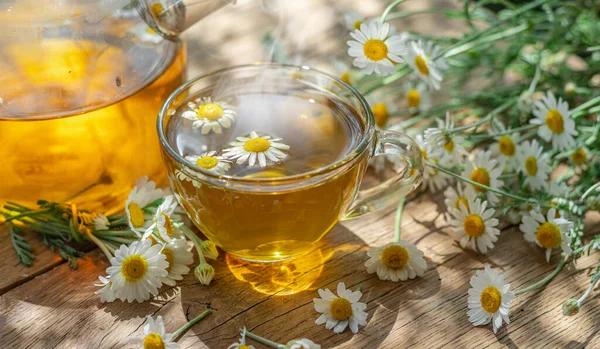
157, 64, 423, 262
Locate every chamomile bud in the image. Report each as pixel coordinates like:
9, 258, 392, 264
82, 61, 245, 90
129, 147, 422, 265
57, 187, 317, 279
562, 298, 580, 316
194, 262, 215, 285
201, 240, 219, 260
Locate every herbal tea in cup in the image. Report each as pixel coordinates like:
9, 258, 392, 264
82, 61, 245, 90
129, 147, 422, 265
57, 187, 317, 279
158, 64, 423, 262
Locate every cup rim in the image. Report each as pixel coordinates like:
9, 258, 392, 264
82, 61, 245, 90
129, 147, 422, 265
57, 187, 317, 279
157, 63, 374, 183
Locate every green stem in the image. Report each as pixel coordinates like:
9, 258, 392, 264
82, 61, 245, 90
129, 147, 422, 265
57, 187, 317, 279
515, 256, 566, 295
180, 225, 207, 264
394, 198, 406, 243
571, 95, 600, 117
581, 182, 600, 200
468, 123, 539, 140
85, 230, 113, 260
361, 66, 411, 96
380, 0, 408, 22
444, 23, 529, 58
578, 274, 600, 304
243, 329, 284, 349
93, 230, 139, 237
172, 309, 212, 340
97, 235, 133, 244
451, 100, 515, 132
0, 209, 52, 225
427, 161, 549, 206
59, 182, 99, 204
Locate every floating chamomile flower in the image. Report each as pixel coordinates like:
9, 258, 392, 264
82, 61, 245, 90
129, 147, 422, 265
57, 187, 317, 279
125, 176, 166, 235
92, 213, 110, 231
94, 275, 116, 303
415, 134, 450, 192
343, 9, 365, 31
223, 131, 290, 167
286, 338, 321, 349
467, 266, 515, 333
185, 151, 231, 175
347, 21, 406, 75
131, 316, 179, 349
462, 150, 504, 205
491, 132, 520, 173
313, 282, 368, 334
175, 169, 202, 189
405, 40, 447, 90
228, 328, 255, 349
444, 183, 476, 215
570, 146, 589, 166
129, 24, 163, 44
106, 239, 168, 303
449, 197, 500, 254
159, 238, 194, 286
530, 91, 578, 150
181, 97, 237, 134
520, 208, 573, 263
517, 140, 550, 192
403, 81, 430, 114
365, 241, 427, 282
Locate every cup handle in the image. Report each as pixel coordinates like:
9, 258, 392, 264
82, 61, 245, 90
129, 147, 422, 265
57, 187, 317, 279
342, 130, 424, 220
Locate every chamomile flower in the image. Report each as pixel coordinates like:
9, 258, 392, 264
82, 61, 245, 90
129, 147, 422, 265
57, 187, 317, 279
286, 339, 321, 349
517, 90, 534, 114
520, 208, 573, 262
343, 9, 365, 31
223, 131, 290, 167
347, 21, 406, 75
492, 136, 519, 173
159, 238, 194, 286
228, 328, 255, 349
462, 150, 504, 205
106, 239, 168, 303
142, 195, 182, 242
570, 146, 589, 166
332, 59, 357, 86
405, 40, 447, 90
185, 151, 231, 175
94, 275, 116, 303
175, 169, 202, 189
449, 197, 500, 254
403, 81, 431, 114
415, 134, 450, 192
517, 140, 550, 192
444, 183, 476, 215
313, 282, 368, 334
131, 316, 179, 349
367, 97, 396, 129
467, 266, 515, 333
129, 24, 163, 44
365, 241, 427, 282
92, 213, 110, 231
531, 91, 578, 150
433, 113, 468, 165
181, 97, 237, 134
125, 176, 166, 235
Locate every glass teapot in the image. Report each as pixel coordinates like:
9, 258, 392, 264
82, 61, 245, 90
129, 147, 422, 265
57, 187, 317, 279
0, 0, 234, 213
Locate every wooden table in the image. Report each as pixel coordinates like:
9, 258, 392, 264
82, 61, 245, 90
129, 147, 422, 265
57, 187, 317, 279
1, 1, 600, 348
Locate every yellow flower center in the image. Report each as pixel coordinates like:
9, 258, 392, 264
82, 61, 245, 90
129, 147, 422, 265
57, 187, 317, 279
128, 203, 145, 228
146, 27, 157, 35
197, 103, 224, 121
536, 222, 562, 248
151, 3, 165, 17
480, 286, 502, 313
363, 39, 388, 62
143, 333, 165, 349
196, 156, 219, 169
372, 103, 389, 127
381, 244, 410, 268
470, 168, 490, 192
340, 71, 352, 86
162, 248, 174, 272
545, 109, 564, 134
498, 135, 515, 156
455, 197, 469, 211
414, 55, 429, 76
443, 139, 455, 153
464, 214, 485, 238
329, 298, 353, 321
571, 148, 586, 164
121, 254, 148, 282
244, 137, 271, 153
525, 156, 538, 176
353, 20, 363, 30
161, 213, 174, 237
406, 89, 421, 108
239, 346, 251, 349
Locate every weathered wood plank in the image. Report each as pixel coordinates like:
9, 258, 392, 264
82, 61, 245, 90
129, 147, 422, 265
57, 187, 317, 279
1, 194, 598, 349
